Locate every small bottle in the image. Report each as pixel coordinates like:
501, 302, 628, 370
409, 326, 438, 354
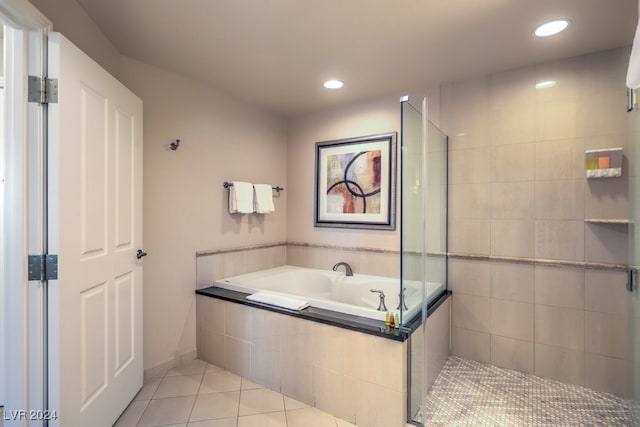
385, 311, 390, 326
395, 312, 401, 329
389, 312, 395, 329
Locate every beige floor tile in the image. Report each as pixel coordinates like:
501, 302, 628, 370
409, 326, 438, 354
167, 359, 208, 376
188, 418, 238, 427
238, 412, 287, 427
241, 378, 264, 390
113, 399, 149, 426
238, 388, 285, 416
286, 407, 337, 427
206, 363, 225, 373
190, 391, 241, 422
199, 371, 242, 393
135, 377, 162, 400
283, 396, 309, 411
154, 374, 203, 399
145, 365, 170, 379
137, 396, 196, 427
336, 418, 357, 426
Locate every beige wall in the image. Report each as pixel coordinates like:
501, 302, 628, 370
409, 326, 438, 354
118, 56, 287, 371
286, 97, 401, 250
286, 92, 439, 253
443, 47, 631, 397
28, 0, 121, 78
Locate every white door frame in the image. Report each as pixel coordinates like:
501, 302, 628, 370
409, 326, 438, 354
0, 0, 51, 423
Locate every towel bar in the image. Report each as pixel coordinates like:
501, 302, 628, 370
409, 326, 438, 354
223, 181, 284, 193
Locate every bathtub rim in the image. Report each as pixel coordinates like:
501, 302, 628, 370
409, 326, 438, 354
211, 264, 439, 322
195, 286, 451, 342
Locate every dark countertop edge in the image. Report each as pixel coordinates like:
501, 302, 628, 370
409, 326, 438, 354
195, 287, 451, 342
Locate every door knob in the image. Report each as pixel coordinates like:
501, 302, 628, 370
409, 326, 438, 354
136, 249, 148, 260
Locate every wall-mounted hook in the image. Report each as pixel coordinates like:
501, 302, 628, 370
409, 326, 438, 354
169, 139, 181, 151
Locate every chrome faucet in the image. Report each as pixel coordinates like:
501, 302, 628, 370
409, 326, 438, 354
332, 262, 353, 276
370, 289, 387, 311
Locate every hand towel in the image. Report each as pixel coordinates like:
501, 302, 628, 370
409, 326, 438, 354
628, 17, 640, 89
228, 181, 254, 214
246, 291, 309, 311
253, 183, 275, 214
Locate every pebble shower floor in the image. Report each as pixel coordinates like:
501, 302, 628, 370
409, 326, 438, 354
422, 356, 630, 426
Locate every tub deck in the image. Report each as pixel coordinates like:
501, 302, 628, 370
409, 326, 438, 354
210, 265, 443, 323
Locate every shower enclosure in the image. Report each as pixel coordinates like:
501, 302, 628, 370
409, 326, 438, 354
401, 97, 448, 425
629, 88, 640, 425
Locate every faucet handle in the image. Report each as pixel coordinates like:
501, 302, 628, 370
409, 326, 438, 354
397, 288, 409, 311
370, 289, 387, 312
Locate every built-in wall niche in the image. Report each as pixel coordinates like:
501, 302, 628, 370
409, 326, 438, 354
585, 148, 622, 178
584, 147, 628, 225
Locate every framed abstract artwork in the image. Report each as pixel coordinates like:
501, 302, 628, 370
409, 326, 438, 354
314, 132, 397, 230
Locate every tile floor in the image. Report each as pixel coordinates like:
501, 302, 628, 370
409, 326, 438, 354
114, 359, 358, 427
423, 356, 631, 426
4, 355, 633, 426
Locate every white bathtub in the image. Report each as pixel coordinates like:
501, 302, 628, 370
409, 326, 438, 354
213, 265, 444, 322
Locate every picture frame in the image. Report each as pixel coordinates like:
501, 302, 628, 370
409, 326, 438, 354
314, 132, 397, 230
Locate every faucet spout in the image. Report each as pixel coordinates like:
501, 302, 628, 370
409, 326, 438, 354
332, 262, 354, 276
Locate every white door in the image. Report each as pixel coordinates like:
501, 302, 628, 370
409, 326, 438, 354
47, 32, 143, 427
0, 77, 5, 407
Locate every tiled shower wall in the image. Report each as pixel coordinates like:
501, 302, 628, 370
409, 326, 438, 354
441, 47, 631, 397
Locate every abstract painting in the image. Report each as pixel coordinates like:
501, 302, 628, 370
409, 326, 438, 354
315, 132, 397, 230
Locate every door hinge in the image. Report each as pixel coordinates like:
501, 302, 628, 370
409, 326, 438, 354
28, 76, 58, 104
628, 266, 640, 292
28, 254, 59, 281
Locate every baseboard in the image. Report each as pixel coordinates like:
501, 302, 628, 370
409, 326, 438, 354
144, 348, 198, 380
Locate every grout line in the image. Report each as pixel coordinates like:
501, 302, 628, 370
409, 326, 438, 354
184, 370, 204, 426
236, 386, 243, 423
236, 395, 240, 427
282, 394, 289, 427
126, 398, 150, 427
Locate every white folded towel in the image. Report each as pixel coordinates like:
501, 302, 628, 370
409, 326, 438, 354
253, 184, 275, 214
627, 22, 640, 89
628, 18, 640, 89
246, 291, 309, 311
228, 181, 254, 214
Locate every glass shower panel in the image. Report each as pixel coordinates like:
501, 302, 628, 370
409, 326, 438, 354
401, 99, 426, 424
629, 88, 640, 425
401, 100, 425, 314
402, 97, 449, 426
425, 121, 448, 304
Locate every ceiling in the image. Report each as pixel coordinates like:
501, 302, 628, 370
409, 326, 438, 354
75, 0, 638, 118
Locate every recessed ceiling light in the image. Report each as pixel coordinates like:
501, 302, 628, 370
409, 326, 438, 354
323, 80, 344, 89
535, 80, 557, 89
534, 19, 570, 37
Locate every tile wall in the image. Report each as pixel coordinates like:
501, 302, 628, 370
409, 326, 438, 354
195, 243, 400, 285
286, 244, 400, 278
441, 47, 631, 397
196, 244, 287, 288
